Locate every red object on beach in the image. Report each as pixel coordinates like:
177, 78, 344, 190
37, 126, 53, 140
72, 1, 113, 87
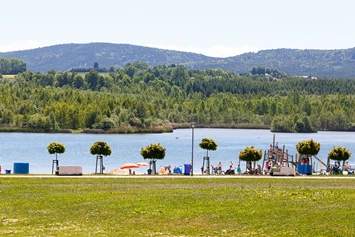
120, 163, 139, 169
137, 162, 150, 167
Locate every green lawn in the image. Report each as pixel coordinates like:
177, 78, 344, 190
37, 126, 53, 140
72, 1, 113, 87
0, 177, 354, 236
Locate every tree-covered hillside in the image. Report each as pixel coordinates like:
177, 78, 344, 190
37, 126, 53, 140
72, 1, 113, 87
197, 48, 355, 79
0, 43, 211, 72
1, 43, 355, 78
1, 62, 355, 133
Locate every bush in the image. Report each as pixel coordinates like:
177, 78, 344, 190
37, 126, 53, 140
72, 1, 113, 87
199, 138, 218, 151
239, 146, 262, 162
328, 146, 351, 161
47, 142, 66, 155
47, 142, 66, 161
296, 139, 320, 156
140, 143, 166, 160
90, 141, 112, 156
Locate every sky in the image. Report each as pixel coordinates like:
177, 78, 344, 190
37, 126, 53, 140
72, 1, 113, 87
1, 0, 354, 57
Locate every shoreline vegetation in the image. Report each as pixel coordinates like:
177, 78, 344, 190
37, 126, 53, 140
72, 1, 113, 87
0, 122, 350, 133
0, 123, 289, 134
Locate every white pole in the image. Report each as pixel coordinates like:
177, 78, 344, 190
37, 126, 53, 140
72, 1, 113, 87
191, 122, 196, 176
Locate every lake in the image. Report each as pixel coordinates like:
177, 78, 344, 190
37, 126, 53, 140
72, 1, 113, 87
0, 129, 354, 174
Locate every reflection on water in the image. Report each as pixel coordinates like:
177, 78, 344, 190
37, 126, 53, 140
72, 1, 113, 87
0, 129, 354, 174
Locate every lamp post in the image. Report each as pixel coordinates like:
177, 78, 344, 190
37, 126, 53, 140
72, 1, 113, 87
190, 122, 196, 176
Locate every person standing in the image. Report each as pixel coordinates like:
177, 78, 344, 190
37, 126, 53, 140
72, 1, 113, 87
229, 160, 233, 169
265, 161, 270, 173
237, 165, 242, 175
217, 162, 222, 174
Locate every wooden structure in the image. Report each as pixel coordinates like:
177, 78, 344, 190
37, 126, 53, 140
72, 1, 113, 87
262, 135, 295, 174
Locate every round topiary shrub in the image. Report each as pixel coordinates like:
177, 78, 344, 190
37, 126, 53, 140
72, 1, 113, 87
90, 141, 112, 174
328, 146, 351, 162
199, 138, 218, 157
140, 143, 166, 160
239, 146, 262, 162
141, 143, 166, 174
296, 139, 320, 156
47, 142, 66, 160
90, 141, 112, 156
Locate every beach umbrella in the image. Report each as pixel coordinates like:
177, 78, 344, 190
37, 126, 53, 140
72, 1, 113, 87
120, 163, 139, 169
137, 162, 150, 167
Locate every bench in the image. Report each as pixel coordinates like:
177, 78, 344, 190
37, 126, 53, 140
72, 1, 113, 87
271, 167, 294, 176
57, 166, 82, 176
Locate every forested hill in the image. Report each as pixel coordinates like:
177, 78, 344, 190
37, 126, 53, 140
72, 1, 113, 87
1, 43, 355, 78
0, 43, 212, 73
202, 48, 355, 79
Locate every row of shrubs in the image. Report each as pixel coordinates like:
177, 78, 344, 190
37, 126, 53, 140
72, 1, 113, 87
239, 139, 351, 167
47, 138, 351, 174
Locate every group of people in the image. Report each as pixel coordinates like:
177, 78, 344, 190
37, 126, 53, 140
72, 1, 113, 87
202, 161, 243, 175
208, 161, 226, 174
331, 161, 353, 175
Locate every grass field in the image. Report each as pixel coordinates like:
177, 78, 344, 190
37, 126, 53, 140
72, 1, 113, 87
0, 177, 355, 236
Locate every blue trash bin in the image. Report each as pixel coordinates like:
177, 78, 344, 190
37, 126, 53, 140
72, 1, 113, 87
14, 163, 29, 174
184, 164, 191, 175
306, 165, 312, 175
297, 164, 304, 174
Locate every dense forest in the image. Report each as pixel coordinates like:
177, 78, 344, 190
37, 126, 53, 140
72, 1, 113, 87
1, 62, 355, 133
1, 43, 355, 78
0, 57, 27, 74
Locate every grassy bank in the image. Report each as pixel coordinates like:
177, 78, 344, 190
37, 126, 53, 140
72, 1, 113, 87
1, 177, 355, 236
0, 126, 174, 134
170, 123, 270, 130
0, 123, 267, 134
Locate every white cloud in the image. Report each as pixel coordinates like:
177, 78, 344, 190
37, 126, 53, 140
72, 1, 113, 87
0, 41, 48, 52
145, 44, 261, 57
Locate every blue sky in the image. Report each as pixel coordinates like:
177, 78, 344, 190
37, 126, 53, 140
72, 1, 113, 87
1, 0, 354, 57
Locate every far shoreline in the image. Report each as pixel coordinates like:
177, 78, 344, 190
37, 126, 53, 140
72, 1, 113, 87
0, 123, 270, 134
0, 123, 354, 134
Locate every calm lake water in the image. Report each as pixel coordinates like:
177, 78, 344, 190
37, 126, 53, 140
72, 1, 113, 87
0, 129, 355, 174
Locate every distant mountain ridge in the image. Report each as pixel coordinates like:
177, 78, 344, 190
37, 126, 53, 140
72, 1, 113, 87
1, 42, 355, 78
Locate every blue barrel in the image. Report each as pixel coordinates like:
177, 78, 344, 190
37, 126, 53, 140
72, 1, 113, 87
297, 164, 304, 174
297, 164, 312, 175
306, 165, 312, 175
184, 164, 191, 175
13, 163, 29, 174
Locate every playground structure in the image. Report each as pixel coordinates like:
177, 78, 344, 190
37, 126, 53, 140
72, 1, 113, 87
261, 135, 295, 176
263, 135, 331, 175
200, 134, 346, 176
